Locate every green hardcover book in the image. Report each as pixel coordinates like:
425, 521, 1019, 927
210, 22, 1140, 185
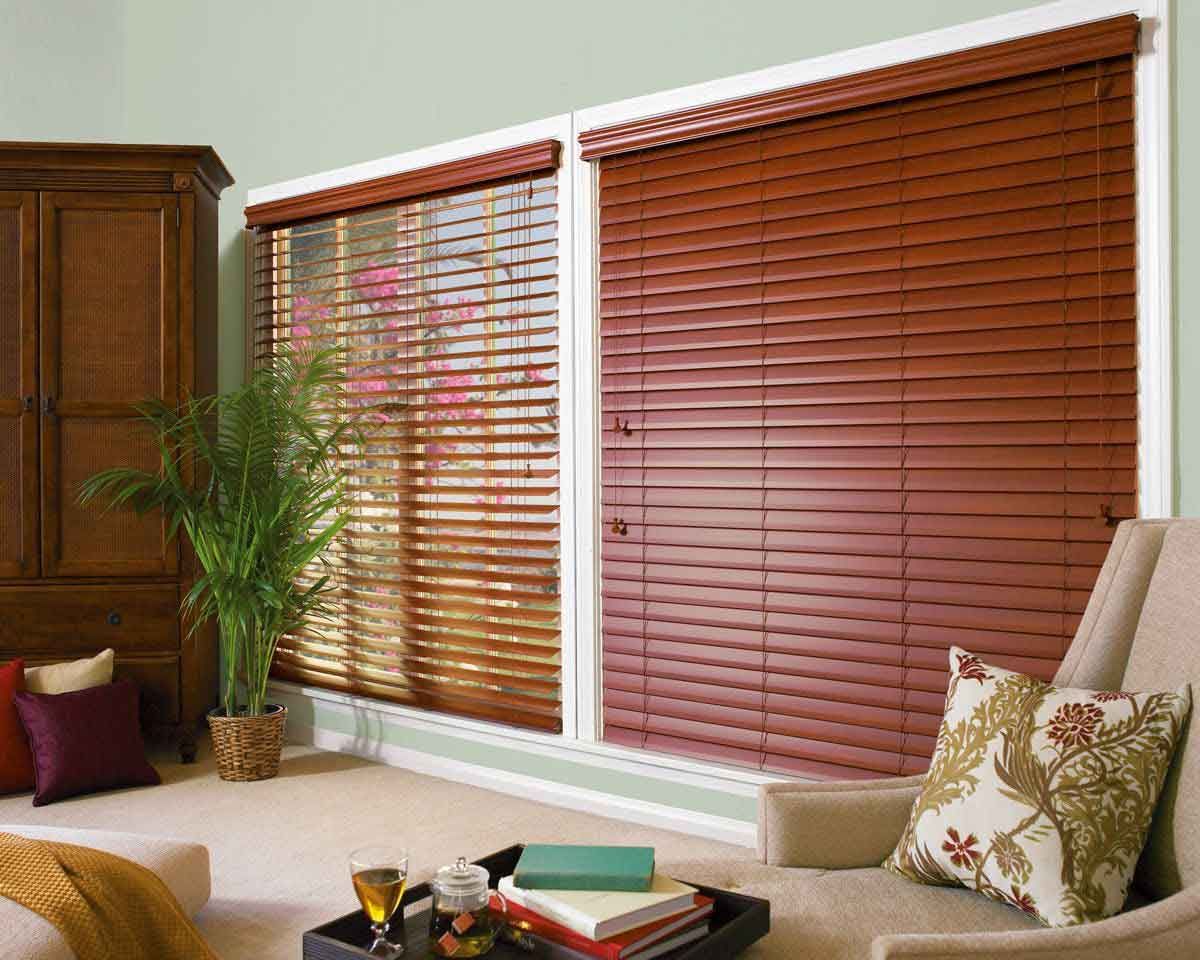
513, 844, 656, 892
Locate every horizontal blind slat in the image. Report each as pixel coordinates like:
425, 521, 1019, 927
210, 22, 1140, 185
255, 154, 562, 732
597, 47, 1136, 775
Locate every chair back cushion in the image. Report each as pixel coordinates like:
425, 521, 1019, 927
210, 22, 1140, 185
1120, 521, 1200, 899
1054, 521, 1169, 691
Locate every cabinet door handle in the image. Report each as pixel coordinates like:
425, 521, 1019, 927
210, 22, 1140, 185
43, 396, 56, 416
22, 396, 33, 413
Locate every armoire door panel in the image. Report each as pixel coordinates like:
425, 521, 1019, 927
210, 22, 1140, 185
39, 192, 179, 578
51, 417, 171, 576
0, 192, 39, 579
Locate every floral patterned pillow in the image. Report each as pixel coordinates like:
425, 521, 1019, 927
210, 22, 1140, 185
884, 647, 1190, 927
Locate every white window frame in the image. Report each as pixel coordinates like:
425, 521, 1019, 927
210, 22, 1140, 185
571, 0, 1173, 743
249, 113, 584, 735
253, 0, 1171, 790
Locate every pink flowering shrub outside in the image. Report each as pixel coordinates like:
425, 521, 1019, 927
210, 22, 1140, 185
276, 198, 560, 707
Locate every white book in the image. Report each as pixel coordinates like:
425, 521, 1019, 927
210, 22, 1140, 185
498, 874, 698, 941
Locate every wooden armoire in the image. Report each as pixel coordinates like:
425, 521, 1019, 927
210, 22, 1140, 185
0, 143, 232, 759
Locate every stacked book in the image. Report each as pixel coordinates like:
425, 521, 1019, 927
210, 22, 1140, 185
496, 844, 713, 960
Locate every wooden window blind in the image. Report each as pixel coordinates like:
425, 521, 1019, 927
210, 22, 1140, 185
593, 22, 1138, 777
249, 142, 564, 731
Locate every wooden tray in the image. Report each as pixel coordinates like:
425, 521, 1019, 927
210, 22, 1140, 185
304, 844, 769, 959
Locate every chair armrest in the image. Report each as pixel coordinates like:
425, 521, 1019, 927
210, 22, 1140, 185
872, 884, 1200, 960
757, 775, 922, 868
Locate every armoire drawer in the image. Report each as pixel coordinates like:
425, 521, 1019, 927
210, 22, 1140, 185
0, 585, 180, 654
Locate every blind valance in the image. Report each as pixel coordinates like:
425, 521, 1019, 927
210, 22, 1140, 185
245, 140, 561, 228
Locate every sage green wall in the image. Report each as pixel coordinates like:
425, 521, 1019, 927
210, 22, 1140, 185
0, 1, 125, 139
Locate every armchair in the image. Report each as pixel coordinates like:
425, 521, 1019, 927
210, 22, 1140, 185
756, 519, 1200, 959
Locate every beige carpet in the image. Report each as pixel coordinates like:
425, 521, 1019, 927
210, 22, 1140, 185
0, 744, 788, 959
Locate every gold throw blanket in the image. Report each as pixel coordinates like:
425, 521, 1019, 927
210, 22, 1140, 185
0, 831, 219, 960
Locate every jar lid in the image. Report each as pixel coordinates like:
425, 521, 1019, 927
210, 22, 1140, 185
433, 857, 488, 898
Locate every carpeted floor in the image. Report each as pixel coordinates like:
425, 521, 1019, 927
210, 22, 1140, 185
0, 744, 785, 959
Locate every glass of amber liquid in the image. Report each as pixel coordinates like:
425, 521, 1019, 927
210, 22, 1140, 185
350, 845, 409, 956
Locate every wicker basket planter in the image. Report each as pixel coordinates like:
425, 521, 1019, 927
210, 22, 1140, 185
207, 704, 287, 781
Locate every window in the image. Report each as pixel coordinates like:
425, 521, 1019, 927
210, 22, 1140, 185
244, 12, 1167, 788
583, 17, 1139, 777
248, 142, 565, 731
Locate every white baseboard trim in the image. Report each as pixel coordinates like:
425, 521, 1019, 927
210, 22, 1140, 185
269, 680, 779, 797
289, 721, 758, 848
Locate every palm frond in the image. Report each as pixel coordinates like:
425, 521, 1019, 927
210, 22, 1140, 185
79, 345, 361, 716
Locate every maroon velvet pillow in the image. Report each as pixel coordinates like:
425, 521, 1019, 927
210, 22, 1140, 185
14, 679, 160, 806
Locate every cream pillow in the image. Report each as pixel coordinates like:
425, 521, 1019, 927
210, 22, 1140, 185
24, 648, 115, 695
885, 647, 1190, 927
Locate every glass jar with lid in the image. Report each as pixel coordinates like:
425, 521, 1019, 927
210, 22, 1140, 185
429, 857, 506, 957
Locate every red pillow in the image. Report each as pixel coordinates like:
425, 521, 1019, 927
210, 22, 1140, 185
0, 658, 35, 794
14, 679, 159, 806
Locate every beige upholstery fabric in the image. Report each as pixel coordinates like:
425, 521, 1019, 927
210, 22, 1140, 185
1053, 520, 1169, 691
872, 886, 1200, 959
741, 862, 1041, 960
758, 775, 922, 868
0, 825, 210, 960
758, 519, 1200, 958
1122, 523, 1200, 899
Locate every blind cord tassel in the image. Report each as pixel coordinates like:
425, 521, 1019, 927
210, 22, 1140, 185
1100, 503, 1126, 528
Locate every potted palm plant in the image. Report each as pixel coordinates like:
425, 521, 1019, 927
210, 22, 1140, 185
80, 346, 358, 781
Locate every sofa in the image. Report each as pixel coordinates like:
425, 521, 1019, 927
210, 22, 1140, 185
0, 825, 211, 959
756, 518, 1200, 958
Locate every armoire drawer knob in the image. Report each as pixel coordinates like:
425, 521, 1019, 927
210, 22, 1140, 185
106, 611, 122, 626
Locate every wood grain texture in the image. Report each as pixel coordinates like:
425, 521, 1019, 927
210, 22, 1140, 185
0, 192, 38, 579
0, 143, 230, 752
0, 142, 232, 197
38, 191, 178, 578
